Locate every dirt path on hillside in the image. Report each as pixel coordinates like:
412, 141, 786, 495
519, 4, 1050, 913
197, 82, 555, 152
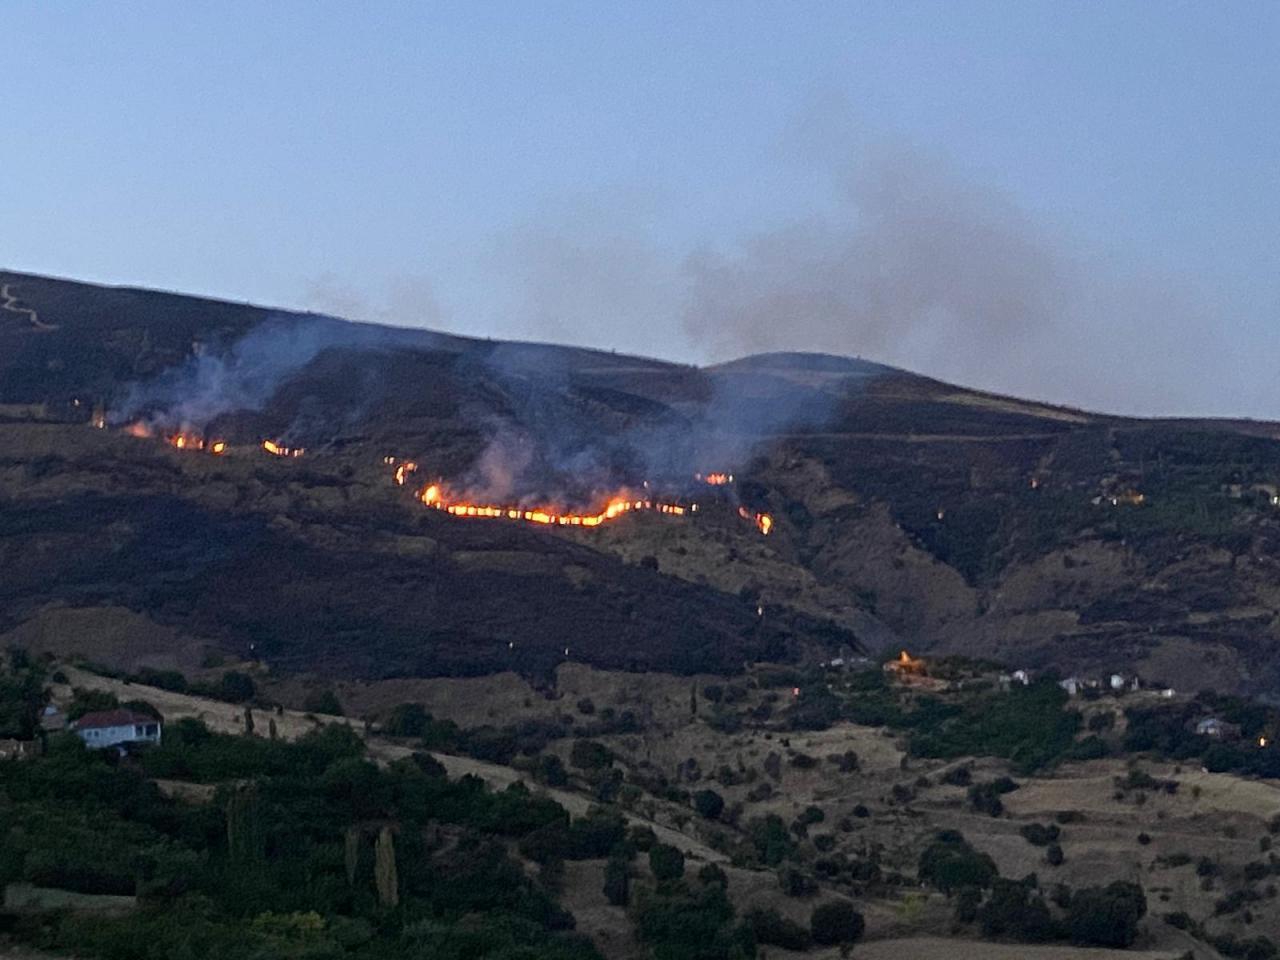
0, 284, 57, 332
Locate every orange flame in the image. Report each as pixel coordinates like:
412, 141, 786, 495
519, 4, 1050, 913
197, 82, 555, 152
393, 461, 418, 485
737, 506, 773, 535
697, 472, 733, 485
417, 484, 691, 529
262, 439, 304, 458
165, 432, 226, 455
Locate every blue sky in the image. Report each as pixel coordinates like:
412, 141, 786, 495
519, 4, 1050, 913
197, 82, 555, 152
3, 2, 1276, 416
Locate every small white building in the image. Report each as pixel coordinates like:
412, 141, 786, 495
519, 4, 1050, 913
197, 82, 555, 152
1012, 669, 1031, 686
71, 709, 162, 750
1060, 677, 1083, 697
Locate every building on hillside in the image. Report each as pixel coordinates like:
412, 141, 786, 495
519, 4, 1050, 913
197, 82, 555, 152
1060, 676, 1083, 697
71, 710, 162, 750
39, 704, 66, 732
1195, 717, 1240, 740
1012, 669, 1031, 686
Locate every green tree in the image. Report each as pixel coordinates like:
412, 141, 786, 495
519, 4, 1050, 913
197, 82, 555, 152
917, 831, 998, 894
810, 900, 864, 946
303, 689, 343, 716
649, 843, 686, 883
219, 671, 255, 703
1068, 881, 1146, 948
693, 789, 725, 820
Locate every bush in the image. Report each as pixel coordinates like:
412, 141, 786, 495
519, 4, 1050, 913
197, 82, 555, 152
810, 900, 864, 946
693, 789, 725, 821
536, 753, 569, 787
568, 807, 626, 859
747, 908, 811, 951
918, 832, 997, 894
648, 844, 685, 883
570, 739, 612, 770
218, 671, 255, 703
1045, 844, 1064, 866
978, 878, 1055, 942
384, 703, 429, 737
1068, 881, 1147, 947
1019, 823, 1060, 847
778, 866, 818, 897
303, 689, 343, 716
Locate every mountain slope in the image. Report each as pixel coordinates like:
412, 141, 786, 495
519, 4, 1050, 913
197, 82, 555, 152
4, 269, 1280, 695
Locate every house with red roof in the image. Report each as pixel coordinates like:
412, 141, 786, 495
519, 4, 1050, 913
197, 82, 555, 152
70, 709, 162, 750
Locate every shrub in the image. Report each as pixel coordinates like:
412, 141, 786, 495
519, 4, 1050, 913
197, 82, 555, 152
778, 866, 818, 898
303, 689, 343, 716
1068, 881, 1146, 947
383, 703, 429, 737
1019, 823, 1060, 847
810, 900, 864, 946
567, 807, 626, 859
918, 832, 997, 894
693, 789, 725, 821
941, 765, 972, 787
977, 878, 1055, 942
648, 844, 685, 883
1045, 844, 1064, 866
570, 739, 612, 771
746, 908, 811, 951
218, 671, 255, 703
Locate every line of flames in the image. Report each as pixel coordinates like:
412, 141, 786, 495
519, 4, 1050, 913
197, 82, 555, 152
166, 432, 226, 455
418, 483, 694, 527
262, 439, 304, 458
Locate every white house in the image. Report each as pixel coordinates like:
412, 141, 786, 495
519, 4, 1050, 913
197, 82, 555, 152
71, 709, 162, 750
1012, 669, 1031, 686
1060, 677, 1083, 697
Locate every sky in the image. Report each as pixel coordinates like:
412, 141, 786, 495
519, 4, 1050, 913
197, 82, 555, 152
2, 2, 1277, 417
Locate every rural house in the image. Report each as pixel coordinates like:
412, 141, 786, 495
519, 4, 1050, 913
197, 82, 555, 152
1195, 717, 1240, 740
71, 709, 162, 750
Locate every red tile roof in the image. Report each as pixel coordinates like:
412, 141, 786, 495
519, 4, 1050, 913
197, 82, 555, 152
72, 709, 160, 730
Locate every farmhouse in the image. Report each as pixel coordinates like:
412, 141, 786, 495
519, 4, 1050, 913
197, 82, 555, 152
1195, 717, 1240, 740
71, 710, 162, 750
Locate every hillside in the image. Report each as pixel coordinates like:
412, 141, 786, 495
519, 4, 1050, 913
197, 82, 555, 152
4, 269, 1280, 696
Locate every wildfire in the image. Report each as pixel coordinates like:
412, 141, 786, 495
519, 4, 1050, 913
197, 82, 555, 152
262, 439, 304, 458
418, 483, 691, 528
697, 472, 734, 485
394, 461, 418, 486
165, 432, 226, 455
738, 506, 773, 535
